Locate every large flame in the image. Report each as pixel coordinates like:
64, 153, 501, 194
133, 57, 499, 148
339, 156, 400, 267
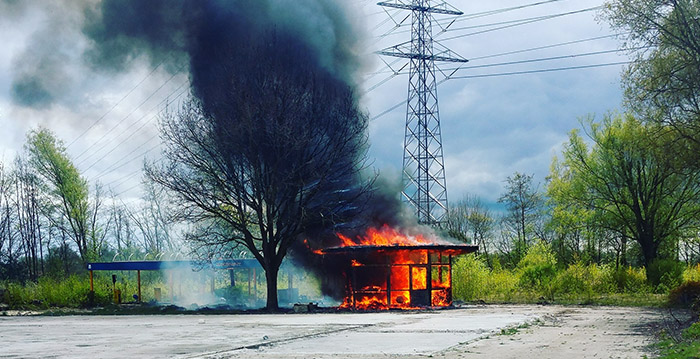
307, 224, 461, 310
336, 224, 440, 247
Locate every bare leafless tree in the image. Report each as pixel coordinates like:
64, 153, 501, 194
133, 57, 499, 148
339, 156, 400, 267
146, 37, 370, 310
127, 180, 176, 255
446, 194, 494, 261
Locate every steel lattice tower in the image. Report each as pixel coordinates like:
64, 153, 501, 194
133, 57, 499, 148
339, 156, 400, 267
377, 0, 467, 225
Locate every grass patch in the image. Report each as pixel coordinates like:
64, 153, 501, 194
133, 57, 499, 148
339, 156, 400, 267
656, 322, 700, 359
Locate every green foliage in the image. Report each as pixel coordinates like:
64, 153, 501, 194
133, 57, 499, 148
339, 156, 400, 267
548, 114, 700, 272
555, 262, 615, 298
452, 254, 519, 302
604, 0, 700, 164
26, 128, 93, 262
683, 264, 700, 282
657, 322, 700, 359
611, 266, 649, 293
517, 241, 557, 291
452, 254, 490, 301
3, 275, 111, 309
451, 252, 673, 306
648, 259, 686, 293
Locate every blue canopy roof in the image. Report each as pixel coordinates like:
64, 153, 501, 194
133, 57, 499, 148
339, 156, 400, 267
87, 259, 261, 271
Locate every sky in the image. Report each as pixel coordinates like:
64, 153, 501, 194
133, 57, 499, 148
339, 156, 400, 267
0, 0, 627, 209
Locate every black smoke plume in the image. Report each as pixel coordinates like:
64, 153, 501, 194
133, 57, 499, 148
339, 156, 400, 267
7, 0, 449, 301
7, 0, 366, 109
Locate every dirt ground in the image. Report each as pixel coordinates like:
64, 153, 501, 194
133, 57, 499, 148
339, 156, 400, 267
0, 304, 691, 358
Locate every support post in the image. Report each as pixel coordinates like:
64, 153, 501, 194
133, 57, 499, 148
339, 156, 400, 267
89, 270, 94, 291
137, 270, 141, 303
253, 268, 257, 302
169, 271, 174, 302
211, 271, 215, 293
248, 268, 251, 296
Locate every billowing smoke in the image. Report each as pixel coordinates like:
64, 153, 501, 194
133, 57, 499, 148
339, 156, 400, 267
6, 0, 451, 303
6, 0, 367, 109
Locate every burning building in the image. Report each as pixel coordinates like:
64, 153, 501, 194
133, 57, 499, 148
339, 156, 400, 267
310, 225, 477, 310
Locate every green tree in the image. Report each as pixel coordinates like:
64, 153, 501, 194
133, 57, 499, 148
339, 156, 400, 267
604, 0, 700, 158
549, 114, 700, 277
25, 128, 96, 263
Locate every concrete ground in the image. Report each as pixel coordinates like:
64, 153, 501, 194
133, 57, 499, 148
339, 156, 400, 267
0, 305, 677, 358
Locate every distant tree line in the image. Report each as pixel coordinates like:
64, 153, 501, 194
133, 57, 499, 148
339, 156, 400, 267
446, 0, 700, 283
0, 129, 179, 282
2, 0, 698, 311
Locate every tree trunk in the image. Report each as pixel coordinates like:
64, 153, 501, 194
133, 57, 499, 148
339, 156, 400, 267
265, 264, 280, 311
638, 232, 658, 280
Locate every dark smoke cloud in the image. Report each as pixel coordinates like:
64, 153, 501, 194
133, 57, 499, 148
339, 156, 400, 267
81, 0, 365, 82
7, 0, 367, 108
6, 2, 88, 108
81, 0, 187, 74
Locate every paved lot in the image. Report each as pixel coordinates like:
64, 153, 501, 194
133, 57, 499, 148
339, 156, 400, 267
0, 305, 670, 358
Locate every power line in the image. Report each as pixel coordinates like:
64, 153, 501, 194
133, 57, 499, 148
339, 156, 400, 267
77, 79, 188, 168
370, 61, 630, 121
66, 55, 172, 149
366, 47, 631, 90
74, 69, 186, 164
438, 6, 603, 42
82, 88, 187, 174
448, 61, 630, 79
470, 33, 623, 61
101, 143, 161, 188
375, 0, 567, 38
439, 48, 636, 72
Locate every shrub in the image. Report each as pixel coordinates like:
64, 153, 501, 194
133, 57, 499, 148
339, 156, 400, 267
611, 266, 649, 293
452, 254, 489, 301
555, 262, 615, 297
648, 259, 685, 293
683, 264, 700, 282
517, 241, 557, 291
668, 281, 700, 308
485, 269, 519, 301
3, 275, 111, 309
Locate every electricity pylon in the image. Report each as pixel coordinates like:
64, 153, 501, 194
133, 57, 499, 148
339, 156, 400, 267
377, 0, 468, 225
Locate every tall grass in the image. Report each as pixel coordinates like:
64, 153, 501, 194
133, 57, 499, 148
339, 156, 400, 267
451, 242, 685, 306
3, 275, 111, 309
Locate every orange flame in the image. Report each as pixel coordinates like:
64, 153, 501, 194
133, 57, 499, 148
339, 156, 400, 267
336, 224, 441, 247
303, 239, 324, 255
308, 225, 458, 310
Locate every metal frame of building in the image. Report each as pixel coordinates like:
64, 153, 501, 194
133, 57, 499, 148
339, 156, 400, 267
86, 259, 261, 303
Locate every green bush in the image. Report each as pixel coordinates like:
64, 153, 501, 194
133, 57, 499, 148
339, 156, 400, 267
610, 266, 649, 293
3, 275, 112, 309
452, 254, 519, 302
555, 262, 615, 298
683, 264, 700, 282
452, 254, 489, 301
648, 259, 685, 292
484, 269, 519, 301
657, 322, 700, 359
517, 241, 557, 291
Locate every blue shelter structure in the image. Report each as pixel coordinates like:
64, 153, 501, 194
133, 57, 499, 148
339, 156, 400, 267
87, 259, 262, 303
